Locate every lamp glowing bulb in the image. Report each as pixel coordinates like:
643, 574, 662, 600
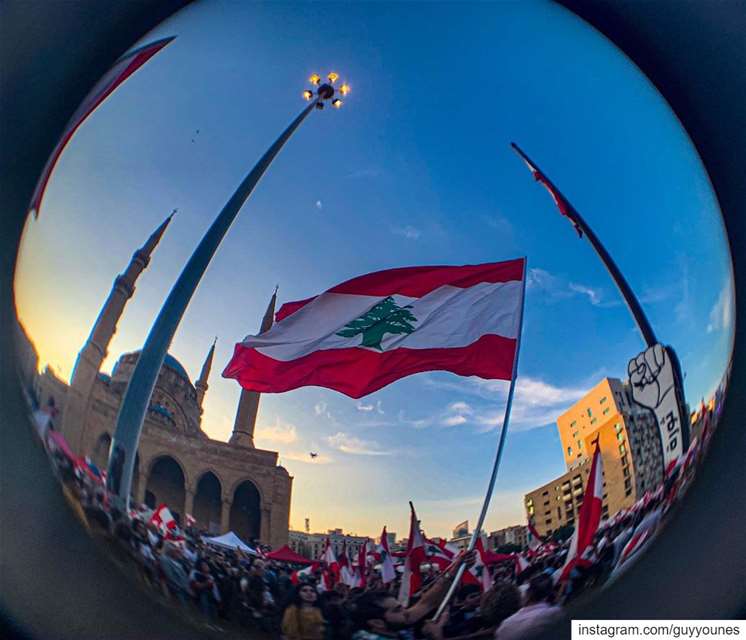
309, 74, 321, 85
327, 72, 339, 84
339, 83, 350, 96
332, 98, 343, 109
302, 89, 313, 101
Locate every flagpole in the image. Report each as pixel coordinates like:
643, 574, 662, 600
510, 142, 689, 455
432, 257, 528, 621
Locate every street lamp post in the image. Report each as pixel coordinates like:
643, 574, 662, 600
106, 73, 350, 509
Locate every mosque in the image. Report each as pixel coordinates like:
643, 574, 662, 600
19, 213, 292, 548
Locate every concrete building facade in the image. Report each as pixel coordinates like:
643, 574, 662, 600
525, 377, 664, 537
288, 529, 370, 561
489, 525, 528, 550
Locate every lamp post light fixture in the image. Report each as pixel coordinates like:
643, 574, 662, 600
106, 72, 350, 509
303, 71, 349, 109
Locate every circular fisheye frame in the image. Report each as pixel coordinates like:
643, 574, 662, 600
2, 2, 743, 639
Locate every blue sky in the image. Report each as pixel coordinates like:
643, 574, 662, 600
14, 1, 734, 539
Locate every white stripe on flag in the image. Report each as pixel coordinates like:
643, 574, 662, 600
246, 281, 522, 361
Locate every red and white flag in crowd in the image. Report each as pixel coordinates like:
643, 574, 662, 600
320, 538, 339, 587
379, 526, 396, 584
616, 528, 652, 569
513, 552, 531, 576
185, 513, 196, 528
356, 540, 369, 588
224, 260, 526, 399
424, 537, 454, 571
398, 503, 427, 606
339, 541, 359, 587
473, 538, 493, 591
290, 562, 319, 585
28, 37, 175, 219
150, 504, 176, 533
559, 441, 604, 582
527, 520, 544, 554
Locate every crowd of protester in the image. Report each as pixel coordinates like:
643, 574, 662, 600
30, 389, 721, 639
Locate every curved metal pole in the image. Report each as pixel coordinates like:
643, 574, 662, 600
106, 99, 319, 509
433, 258, 528, 621
511, 142, 657, 348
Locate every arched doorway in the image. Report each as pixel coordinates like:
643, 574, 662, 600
229, 480, 261, 543
145, 456, 185, 525
194, 471, 222, 534
91, 433, 111, 470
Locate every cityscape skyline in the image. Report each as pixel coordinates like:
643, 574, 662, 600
14, 1, 734, 540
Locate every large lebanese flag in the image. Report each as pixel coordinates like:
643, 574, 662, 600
223, 259, 525, 399
559, 441, 604, 582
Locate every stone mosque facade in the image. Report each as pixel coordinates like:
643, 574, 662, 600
22, 214, 292, 548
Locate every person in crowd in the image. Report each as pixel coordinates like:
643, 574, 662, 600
189, 559, 218, 619
159, 543, 191, 606
319, 590, 352, 640
443, 583, 483, 636
281, 583, 326, 640
494, 574, 564, 640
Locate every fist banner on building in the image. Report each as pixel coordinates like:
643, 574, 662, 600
628, 343, 689, 468
223, 259, 526, 399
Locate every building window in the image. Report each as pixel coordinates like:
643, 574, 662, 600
570, 421, 577, 428
617, 433, 625, 442
587, 408, 593, 417
615, 422, 622, 432
624, 478, 632, 490
567, 446, 573, 456
557, 507, 561, 519
542, 490, 549, 496
619, 444, 626, 455
600, 396, 607, 404
623, 467, 630, 477
603, 407, 610, 415
621, 455, 629, 467
625, 488, 633, 497
545, 519, 552, 526
576, 440, 583, 449
543, 500, 550, 506
590, 418, 597, 425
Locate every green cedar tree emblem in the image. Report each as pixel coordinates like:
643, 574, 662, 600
336, 296, 417, 351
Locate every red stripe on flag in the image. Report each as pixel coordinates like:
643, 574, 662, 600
224, 334, 517, 399
29, 37, 175, 217
276, 259, 524, 322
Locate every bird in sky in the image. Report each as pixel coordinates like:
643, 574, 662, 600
309, 452, 318, 459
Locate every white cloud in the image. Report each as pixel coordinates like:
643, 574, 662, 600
326, 431, 391, 455
528, 268, 619, 308
422, 375, 589, 433
391, 225, 421, 240
376, 400, 384, 415
442, 415, 468, 427
568, 282, 602, 306
707, 281, 734, 334
314, 401, 327, 416
255, 418, 298, 444
282, 451, 334, 465
356, 402, 374, 412
315, 200, 323, 210
447, 401, 473, 415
